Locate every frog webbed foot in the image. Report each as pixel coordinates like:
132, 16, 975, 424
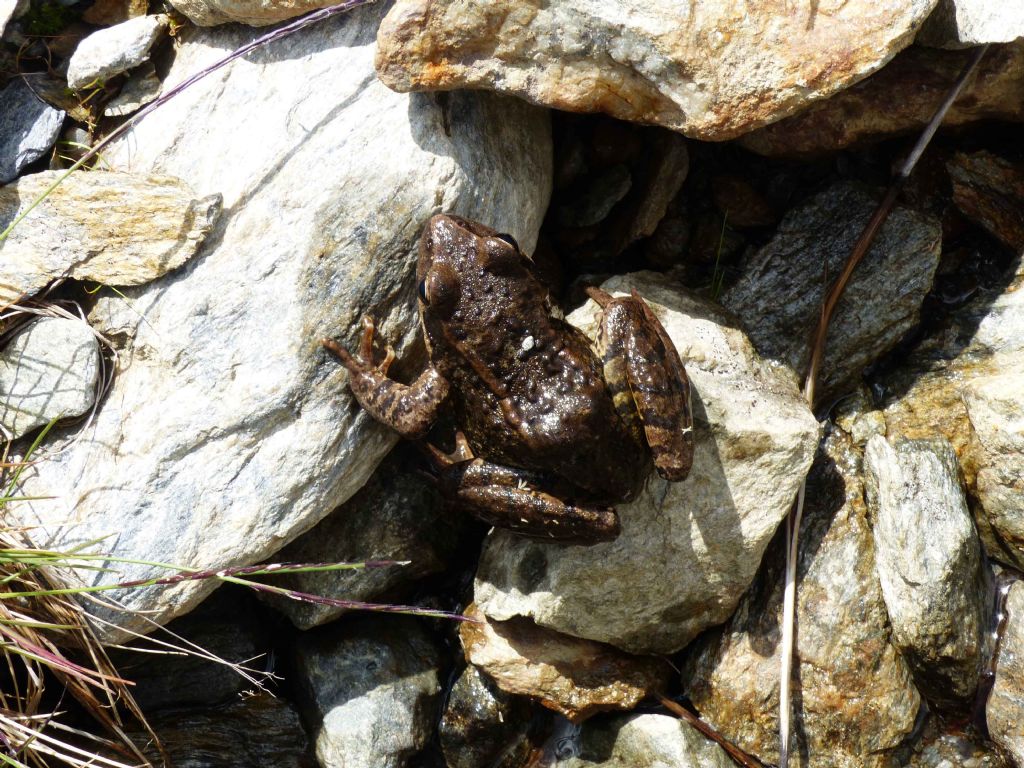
435, 455, 620, 545
323, 315, 449, 440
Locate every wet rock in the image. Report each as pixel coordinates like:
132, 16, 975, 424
0, 318, 99, 440
103, 61, 161, 118
475, 272, 819, 655
549, 713, 734, 768
554, 164, 631, 229
138, 693, 309, 768
0, 76, 64, 183
721, 181, 941, 404
9, 3, 551, 640
902, 718, 1010, 768
66, 14, 168, 90
257, 444, 464, 630
987, 580, 1024, 766
917, 0, 1024, 48
292, 614, 443, 768
947, 151, 1024, 253
684, 428, 920, 768
0, 0, 26, 39
883, 256, 1024, 568
460, 604, 669, 722
0, 170, 221, 306
833, 387, 887, 447
741, 42, 1024, 156
863, 436, 993, 709
376, 0, 937, 140
439, 665, 534, 768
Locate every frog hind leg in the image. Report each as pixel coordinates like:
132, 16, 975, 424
429, 442, 619, 544
323, 316, 449, 440
588, 287, 694, 482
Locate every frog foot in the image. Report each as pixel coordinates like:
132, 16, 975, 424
436, 457, 620, 545
322, 316, 449, 440
423, 431, 475, 470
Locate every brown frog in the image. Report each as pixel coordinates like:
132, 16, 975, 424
323, 214, 693, 545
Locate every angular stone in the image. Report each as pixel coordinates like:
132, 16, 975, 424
863, 436, 993, 708
82, 0, 148, 26
460, 604, 669, 723
947, 150, 1024, 253
103, 62, 161, 118
292, 615, 443, 768
917, 0, 1024, 48
741, 42, 1024, 156
721, 181, 941, 404
988, 581, 1024, 766
0, 76, 64, 183
0, 318, 99, 440
683, 429, 920, 768
0, 170, 221, 306
167, 0, 339, 27
551, 714, 734, 768
475, 272, 819, 655
376, 0, 938, 140
256, 444, 465, 630
9, 3, 551, 641
66, 14, 168, 89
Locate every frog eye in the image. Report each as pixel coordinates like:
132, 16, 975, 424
422, 264, 460, 313
417, 279, 429, 304
494, 233, 519, 252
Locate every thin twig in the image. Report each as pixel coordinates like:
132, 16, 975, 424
777, 44, 989, 768
657, 694, 767, 768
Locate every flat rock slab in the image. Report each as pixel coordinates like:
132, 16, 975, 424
460, 604, 669, 723
684, 429, 920, 768
0, 77, 64, 184
9, 4, 552, 641
863, 436, 992, 708
721, 181, 941, 404
376, 0, 938, 140
474, 272, 819, 655
0, 170, 221, 306
0, 318, 99, 440
66, 14, 168, 89
741, 42, 1024, 156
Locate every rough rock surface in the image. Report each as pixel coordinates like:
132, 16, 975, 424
292, 615, 443, 768
9, 3, 552, 640
0, 76, 64, 184
439, 665, 534, 768
66, 14, 168, 89
167, 0, 341, 27
103, 62, 161, 118
741, 42, 1024, 156
721, 181, 941, 404
460, 604, 669, 722
917, 0, 1024, 48
0, 0, 25, 39
988, 580, 1024, 767
684, 429, 920, 768
863, 436, 992, 708
0, 318, 99, 440
257, 444, 465, 629
883, 255, 1024, 568
475, 272, 819, 655
947, 150, 1024, 253
0, 170, 221, 305
376, 0, 938, 140
82, 0, 148, 26
550, 714, 734, 768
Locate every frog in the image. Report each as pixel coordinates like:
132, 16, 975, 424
323, 214, 694, 545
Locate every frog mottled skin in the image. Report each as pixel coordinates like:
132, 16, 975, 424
324, 214, 693, 544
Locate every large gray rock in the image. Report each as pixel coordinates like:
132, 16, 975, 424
917, 0, 1024, 47
684, 429, 920, 768
0, 170, 220, 306
0, 76, 64, 183
475, 272, 819, 655
0, 318, 99, 440
551, 714, 734, 768
167, 0, 340, 27
9, 3, 552, 640
66, 14, 168, 89
988, 581, 1024, 766
376, 0, 939, 140
721, 181, 941, 404
292, 615, 443, 768
863, 436, 993, 708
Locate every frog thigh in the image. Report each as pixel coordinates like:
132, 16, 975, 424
438, 459, 620, 545
597, 293, 694, 482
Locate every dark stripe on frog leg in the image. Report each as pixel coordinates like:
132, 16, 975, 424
347, 365, 449, 440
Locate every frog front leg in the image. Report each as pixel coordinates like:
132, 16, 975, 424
588, 287, 694, 482
323, 316, 449, 440
426, 436, 620, 545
